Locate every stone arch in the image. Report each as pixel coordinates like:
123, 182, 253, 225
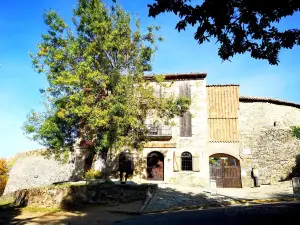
209, 146, 240, 160
146, 151, 164, 181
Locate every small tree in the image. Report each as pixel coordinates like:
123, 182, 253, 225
0, 159, 8, 196
24, 0, 190, 165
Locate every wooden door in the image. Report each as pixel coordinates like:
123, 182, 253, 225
147, 152, 164, 181
210, 165, 241, 188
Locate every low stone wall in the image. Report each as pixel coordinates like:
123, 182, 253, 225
12, 183, 157, 209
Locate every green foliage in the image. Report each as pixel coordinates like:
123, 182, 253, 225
24, 0, 190, 156
292, 126, 300, 139
84, 169, 101, 180
0, 159, 8, 196
209, 157, 219, 166
148, 0, 300, 65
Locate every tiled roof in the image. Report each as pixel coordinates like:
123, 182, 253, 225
144, 72, 207, 80
206, 84, 239, 87
239, 96, 300, 109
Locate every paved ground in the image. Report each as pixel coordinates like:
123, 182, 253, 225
0, 181, 296, 224
144, 181, 296, 212
215, 181, 294, 199
120, 201, 300, 225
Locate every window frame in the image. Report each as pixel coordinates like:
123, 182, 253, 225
181, 151, 193, 171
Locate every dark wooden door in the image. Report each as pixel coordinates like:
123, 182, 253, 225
147, 152, 164, 181
210, 165, 241, 188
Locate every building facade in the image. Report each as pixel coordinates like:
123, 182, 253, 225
5, 72, 300, 194
128, 72, 300, 188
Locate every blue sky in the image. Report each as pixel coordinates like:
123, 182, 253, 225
1, 0, 300, 159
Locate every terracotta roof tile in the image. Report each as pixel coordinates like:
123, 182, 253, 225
206, 84, 239, 87
239, 96, 300, 109
144, 72, 207, 80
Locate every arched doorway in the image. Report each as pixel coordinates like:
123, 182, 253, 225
147, 151, 164, 181
209, 153, 242, 188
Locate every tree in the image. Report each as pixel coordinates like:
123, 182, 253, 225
24, 0, 190, 162
0, 159, 8, 196
148, 0, 300, 65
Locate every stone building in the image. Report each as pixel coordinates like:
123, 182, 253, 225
126, 72, 300, 188
4, 72, 300, 194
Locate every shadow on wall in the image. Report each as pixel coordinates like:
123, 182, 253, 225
284, 154, 300, 181
94, 150, 147, 181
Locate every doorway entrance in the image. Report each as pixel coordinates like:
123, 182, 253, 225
147, 151, 164, 181
209, 153, 242, 188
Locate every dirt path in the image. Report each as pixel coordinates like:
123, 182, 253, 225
0, 203, 141, 225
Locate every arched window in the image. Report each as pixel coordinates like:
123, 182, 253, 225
181, 152, 193, 171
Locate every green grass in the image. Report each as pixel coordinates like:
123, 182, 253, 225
23, 206, 62, 213
0, 195, 15, 210
0, 195, 62, 213
31, 181, 88, 190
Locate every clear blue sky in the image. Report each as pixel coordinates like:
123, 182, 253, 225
1, 0, 300, 159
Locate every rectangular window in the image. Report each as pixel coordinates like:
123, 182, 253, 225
179, 83, 192, 137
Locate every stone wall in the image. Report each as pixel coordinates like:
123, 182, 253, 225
4, 149, 85, 195
138, 78, 209, 185
239, 102, 300, 187
12, 183, 157, 209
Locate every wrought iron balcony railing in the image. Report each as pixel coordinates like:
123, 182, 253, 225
146, 124, 172, 137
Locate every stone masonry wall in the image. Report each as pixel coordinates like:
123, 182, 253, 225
79, 77, 209, 186
12, 183, 157, 209
4, 149, 85, 195
239, 102, 300, 187
138, 78, 209, 185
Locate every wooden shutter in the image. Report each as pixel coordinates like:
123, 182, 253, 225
179, 83, 192, 137
180, 115, 186, 136
180, 112, 192, 137
173, 151, 181, 172
186, 112, 192, 137
192, 152, 200, 172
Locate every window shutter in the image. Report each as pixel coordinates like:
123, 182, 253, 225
180, 115, 186, 136
192, 152, 200, 172
186, 112, 192, 137
173, 151, 181, 172
186, 83, 191, 99
179, 83, 192, 137
179, 83, 184, 96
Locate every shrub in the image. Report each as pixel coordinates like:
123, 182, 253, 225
292, 126, 300, 139
84, 169, 101, 180
0, 159, 8, 196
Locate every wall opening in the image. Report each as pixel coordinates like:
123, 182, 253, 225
209, 153, 242, 188
147, 151, 164, 181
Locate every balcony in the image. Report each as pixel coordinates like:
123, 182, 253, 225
146, 124, 172, 140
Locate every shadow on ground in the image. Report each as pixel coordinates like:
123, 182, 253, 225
0, 181, 299, 224
0, 203, 23, 224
